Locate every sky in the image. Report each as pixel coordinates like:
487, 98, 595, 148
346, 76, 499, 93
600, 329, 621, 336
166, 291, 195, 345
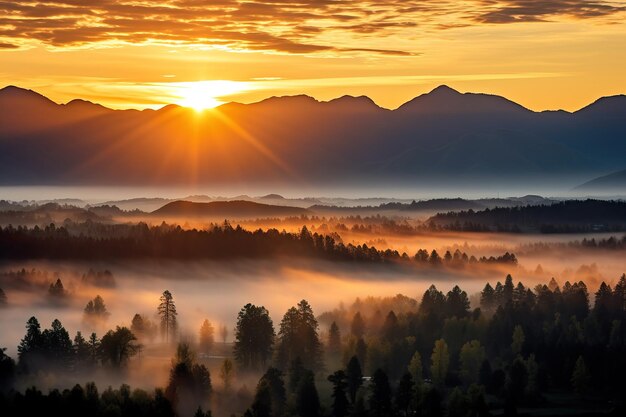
1, 0, 626, 111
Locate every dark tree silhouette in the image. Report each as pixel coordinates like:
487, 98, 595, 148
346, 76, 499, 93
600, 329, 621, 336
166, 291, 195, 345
233, 303, 275, 370
351, 312, 366, 338
199, 319, 215, 352
158, 290, 178, 343
346, 355, 363, 404
328, 321, 341, 354
328, 370, 349, 417
369, 369, 392, 417
296, 370, 320, 417
166, 343, 212, 417
275, 299, 323, 371
84, 295, 110, 322
395, 372, 414, 416
99, 326, 140, 368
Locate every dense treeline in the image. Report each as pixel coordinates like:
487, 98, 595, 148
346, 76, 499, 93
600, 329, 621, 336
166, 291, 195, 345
3, 274, 626, 416
429, 200, 626, 233
0, 223, 516, 267
0, 382, 176, 417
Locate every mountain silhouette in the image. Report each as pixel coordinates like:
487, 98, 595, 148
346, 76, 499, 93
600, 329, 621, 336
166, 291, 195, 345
1, 84, 625, 187
574, 168, 626, 192
151, 200, 309, 218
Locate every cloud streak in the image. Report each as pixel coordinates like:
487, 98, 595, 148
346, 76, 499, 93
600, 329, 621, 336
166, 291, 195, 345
0, 1, 624, 55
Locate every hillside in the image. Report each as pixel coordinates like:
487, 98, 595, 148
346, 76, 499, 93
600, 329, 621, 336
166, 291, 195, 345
574, 169, 626, 193
151, 200, 309, 218
428, 200, 626, 233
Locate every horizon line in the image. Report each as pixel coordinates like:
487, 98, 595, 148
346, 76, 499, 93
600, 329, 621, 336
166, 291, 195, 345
2, 84, 625, 114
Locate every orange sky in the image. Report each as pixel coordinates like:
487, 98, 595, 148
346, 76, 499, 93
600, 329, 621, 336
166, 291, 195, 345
1, 0, 625, 111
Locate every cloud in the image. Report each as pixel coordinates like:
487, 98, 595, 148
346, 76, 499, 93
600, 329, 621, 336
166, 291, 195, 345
473, 0, 626, 23
0, 0, 624, 54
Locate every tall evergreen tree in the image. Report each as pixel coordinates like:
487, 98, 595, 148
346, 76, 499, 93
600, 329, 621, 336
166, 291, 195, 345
328, 370, 349, 417
233, 303, 275, 370
430, 339, 449, 387
328, 321, 341, 354
369, 369, 392, 417
275, 300, 323, 371
199, 319, 215, 352
158, 290, 178, 343
346, 355, 363, 404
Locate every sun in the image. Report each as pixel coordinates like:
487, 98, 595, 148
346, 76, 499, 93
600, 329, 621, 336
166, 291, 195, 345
174, 80, 250, 111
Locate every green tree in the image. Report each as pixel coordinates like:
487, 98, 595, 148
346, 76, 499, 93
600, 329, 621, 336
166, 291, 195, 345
408, 351, 423, 382
234, 303, 275, 370
430, 339, 449, 387
571, 356, 591, 397
460, 340, 486, 384
511, 325, 525, 356
275, 300, 323, 371
158, 290, 178, 343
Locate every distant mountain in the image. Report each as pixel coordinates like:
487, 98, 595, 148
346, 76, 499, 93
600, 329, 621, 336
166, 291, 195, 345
574, 169, 626, 192
151, 200, 309, 218
429, 200, 626, 233
1, 85, 625, 187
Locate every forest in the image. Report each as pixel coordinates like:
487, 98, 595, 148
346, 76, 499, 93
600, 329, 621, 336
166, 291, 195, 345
1, 273, 626, 417
0, 222, 517, 267
428, 200, 626, 233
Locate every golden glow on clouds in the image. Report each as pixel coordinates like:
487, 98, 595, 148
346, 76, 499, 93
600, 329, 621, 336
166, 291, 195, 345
0, 1, 625, 111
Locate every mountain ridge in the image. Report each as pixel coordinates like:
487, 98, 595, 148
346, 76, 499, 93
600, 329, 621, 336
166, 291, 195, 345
1, 84, 625, 188
3, 84, 623, 113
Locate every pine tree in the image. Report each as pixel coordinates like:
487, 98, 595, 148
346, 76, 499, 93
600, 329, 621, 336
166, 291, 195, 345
351, 312, 365, 338
328, 370, 349, 417
346, 355, 363, 404
328, 321, 341, 354
395, 372, 414, 416
158, 290, 178, 343
369, 369, 392, 417
430, 339, 449, 386
571, 356, 591, 397
199, 319, 215, 352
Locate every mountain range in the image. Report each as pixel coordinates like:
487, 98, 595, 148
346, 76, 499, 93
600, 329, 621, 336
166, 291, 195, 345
1, 85, 624, 190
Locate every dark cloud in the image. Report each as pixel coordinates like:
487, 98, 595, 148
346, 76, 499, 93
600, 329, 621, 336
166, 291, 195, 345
473, 0, 626, 23
0, 0, 623, 54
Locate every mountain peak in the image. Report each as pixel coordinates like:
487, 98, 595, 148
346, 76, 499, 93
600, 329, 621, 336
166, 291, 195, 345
0, 85, 57, 105
428, 85, 460, 96
324, 95, 382, 110
398, 85, 529, 114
